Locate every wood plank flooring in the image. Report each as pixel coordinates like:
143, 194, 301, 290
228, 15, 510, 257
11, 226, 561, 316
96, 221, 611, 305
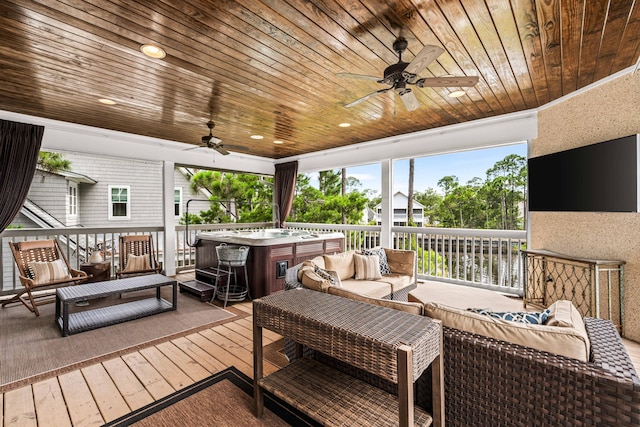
1, 283, 639, 426
0, 300, 281, 427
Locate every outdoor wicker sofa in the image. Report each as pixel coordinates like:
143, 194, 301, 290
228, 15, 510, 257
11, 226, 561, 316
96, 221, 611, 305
284, 283, 640, 425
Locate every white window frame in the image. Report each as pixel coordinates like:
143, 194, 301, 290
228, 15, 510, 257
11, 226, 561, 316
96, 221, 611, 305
108, 185, 130, 220
67, 182, 78, 218
174, 187, 182, 218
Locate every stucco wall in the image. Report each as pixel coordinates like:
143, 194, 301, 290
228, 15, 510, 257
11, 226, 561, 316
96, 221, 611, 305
531, 72, 640, 340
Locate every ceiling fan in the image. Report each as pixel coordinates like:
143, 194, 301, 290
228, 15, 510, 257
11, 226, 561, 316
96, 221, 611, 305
338, 37, 479, 111
186, 120, 247, 155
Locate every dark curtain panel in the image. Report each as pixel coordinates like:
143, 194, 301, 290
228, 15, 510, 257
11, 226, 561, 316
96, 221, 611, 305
274, 161, 298, 228
0, 119, 44, 233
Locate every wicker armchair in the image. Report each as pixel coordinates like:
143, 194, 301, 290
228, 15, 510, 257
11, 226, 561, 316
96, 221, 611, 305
116, 235, 161, 279
3, 239, 89, 316
294, 317, 640, 426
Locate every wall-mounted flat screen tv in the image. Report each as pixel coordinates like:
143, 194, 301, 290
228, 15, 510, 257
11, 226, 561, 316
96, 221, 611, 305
528, 134, 639, 212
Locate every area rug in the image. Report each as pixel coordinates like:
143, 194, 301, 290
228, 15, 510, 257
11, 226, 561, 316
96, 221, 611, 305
0, 286, 237, 388
104, 366, 320, 427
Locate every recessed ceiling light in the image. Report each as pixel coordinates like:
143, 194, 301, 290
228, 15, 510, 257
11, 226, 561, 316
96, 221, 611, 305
338, 123, 351, 127
273, 140, 284, 144
98, 98, 117, 105
448, 90, 466, 98
250, 135, 264, 140
140, 44, 166, 59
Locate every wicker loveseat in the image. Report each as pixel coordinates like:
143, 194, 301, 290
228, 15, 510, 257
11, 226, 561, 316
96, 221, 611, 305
285, 248, 417, 301
284, 282, 640, 426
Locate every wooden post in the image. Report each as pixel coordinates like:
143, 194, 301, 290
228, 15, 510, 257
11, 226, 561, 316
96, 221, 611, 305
431, 320, 445, 427
397, 345, 414, 427
253, 301, 264, 417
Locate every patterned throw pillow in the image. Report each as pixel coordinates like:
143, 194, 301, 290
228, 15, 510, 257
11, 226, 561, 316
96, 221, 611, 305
29, 259, 71, 284
123, 254, 151, 272
314, 266, 342, 287
354, 253, 382, 280
467, 308, 552, 324
361, 247, 391, 275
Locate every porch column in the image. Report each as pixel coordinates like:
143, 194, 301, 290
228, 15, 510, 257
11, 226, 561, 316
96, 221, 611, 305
380, 159, 393, 248
163, 161, 177, 276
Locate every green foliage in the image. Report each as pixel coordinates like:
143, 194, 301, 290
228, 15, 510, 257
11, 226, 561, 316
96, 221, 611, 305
179, 213, 203, 225
421, 154, 527, 230
38, 151, 71, 174
189, 170, 274, 223
290, 172, 369, 224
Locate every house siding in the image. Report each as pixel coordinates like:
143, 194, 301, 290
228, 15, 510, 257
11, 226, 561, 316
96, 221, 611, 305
64, 153, 164, 227
22, 171, 68, 225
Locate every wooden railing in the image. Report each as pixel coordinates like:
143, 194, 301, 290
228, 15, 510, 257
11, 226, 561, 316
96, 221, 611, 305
2, 223, 526, 295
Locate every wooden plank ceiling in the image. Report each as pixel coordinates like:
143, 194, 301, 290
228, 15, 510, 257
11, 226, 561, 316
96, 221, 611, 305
1, 1, 639, 159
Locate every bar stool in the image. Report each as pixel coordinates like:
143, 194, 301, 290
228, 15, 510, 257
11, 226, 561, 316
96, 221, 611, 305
211, 243, 251, 308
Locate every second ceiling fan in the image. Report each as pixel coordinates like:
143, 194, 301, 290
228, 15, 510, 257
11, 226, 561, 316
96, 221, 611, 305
338, 37, 479, 111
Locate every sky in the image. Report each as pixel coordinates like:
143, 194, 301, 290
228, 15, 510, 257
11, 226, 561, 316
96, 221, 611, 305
308, 143, 528, 196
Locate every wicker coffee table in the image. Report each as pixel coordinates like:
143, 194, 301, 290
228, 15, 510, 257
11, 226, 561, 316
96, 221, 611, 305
56, 274, 177, 336
253, 289, 444, 427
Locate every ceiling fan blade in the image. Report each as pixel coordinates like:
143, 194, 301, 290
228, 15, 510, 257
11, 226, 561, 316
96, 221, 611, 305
345, 88, 391, 108
336, 72, 382, 81
398, 89, 420, 111
182, 145, 204, 151
222, 144, 249, 151
403, 45, 445, 77
213, 144, 230, 155
416, 76, 480, 88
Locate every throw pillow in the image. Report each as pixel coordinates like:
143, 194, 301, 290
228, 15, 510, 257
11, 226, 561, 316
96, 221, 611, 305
314, 266, 342, 287
467, 308, 551, 324
354, 253, 382, 280
123, 254, 151, 273
361, 247, 391, 275
30, 259, 71, 284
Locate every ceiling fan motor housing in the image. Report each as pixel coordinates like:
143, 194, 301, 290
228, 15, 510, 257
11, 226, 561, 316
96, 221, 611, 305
383, 61, 409, 85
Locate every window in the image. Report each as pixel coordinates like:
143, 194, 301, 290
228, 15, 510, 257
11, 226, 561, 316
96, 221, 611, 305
67, 183, 78, 217
108, 185, 130, 219
174, 188, 182, 217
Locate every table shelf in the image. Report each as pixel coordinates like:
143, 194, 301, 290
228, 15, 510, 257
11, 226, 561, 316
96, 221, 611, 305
259, 357, 433, 427
57, 297, 173, 335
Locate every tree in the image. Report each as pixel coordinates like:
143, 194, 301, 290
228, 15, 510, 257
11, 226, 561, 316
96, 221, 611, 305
37, 151, 71, 181
485, 154, 527, 229
188, 170, 273, 223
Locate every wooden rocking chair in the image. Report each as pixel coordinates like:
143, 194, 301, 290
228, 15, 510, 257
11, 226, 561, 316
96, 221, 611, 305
116, 235, 161, 279
3, 239, 89, 316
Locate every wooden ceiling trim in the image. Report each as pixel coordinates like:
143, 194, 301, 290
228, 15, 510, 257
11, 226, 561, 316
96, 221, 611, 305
125, 0, 351, 104
485, 0, 539, 109
575, 1, 608, 90
611, 3, 640, 71
460, 1, 527, 112
534, 0, 563, 101
429, 0, 510, 115
593, 0, 636, 81
558, 0, 584, 94
510, 0, 549, 106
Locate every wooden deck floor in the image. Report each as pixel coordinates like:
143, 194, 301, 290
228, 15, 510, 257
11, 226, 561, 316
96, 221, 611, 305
0, 300, 283, 427
1, 281, 639, 426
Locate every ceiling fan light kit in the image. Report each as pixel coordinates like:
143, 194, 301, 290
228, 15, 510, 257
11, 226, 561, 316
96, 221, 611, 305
339, 37, 479, 111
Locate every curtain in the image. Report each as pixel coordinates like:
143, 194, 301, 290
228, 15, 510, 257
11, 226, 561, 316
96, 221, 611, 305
274, 161, 298, 228
0, 119, 44, 233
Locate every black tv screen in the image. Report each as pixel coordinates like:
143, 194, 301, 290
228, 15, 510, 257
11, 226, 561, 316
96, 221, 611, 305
528, 135, 639, 212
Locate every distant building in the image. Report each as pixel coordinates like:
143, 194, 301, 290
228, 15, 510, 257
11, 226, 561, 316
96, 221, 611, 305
11, 152, 209, 229
374, 192, 425, 226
